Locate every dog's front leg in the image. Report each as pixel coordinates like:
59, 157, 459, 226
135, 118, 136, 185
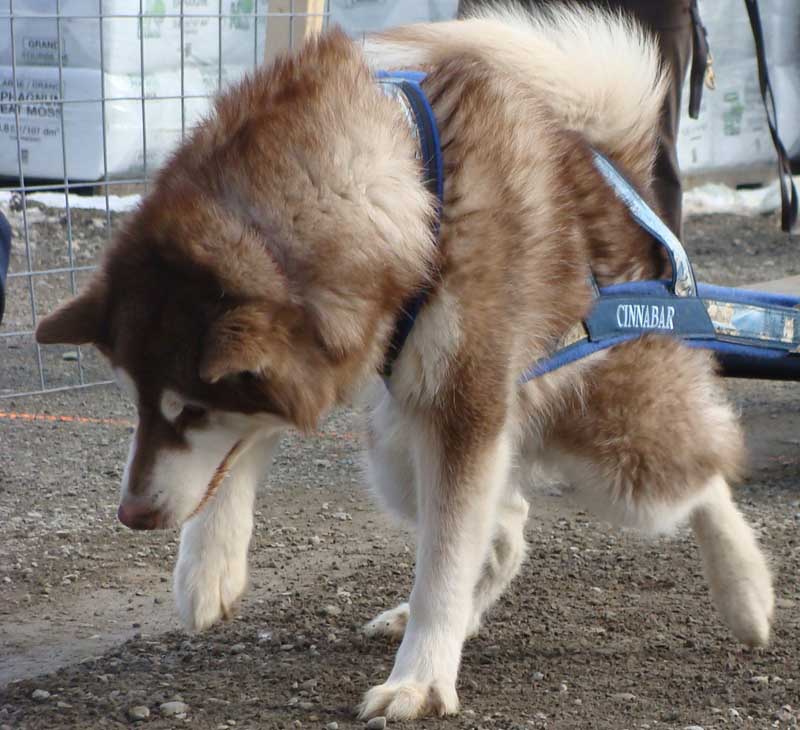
360, 421, 511, 721
174, 434, 280, 632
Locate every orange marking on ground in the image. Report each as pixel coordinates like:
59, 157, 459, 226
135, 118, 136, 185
0, 410, 133, 427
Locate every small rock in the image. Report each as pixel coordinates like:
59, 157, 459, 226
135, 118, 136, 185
31, 689, 50, 701
326, 723, 339, 730
230, 643, 247, 654
750, 675, 769, 685
684, 726, 704, 730
532, 672, 544, 681
322, 605, 342, 617
62, 350, 79, 361
159, 701, 189, 716
773, 707, 794, 723
314, 459, 331, 468
331, 512, 351, 521
612, 692, 636, 702
728, 708, 741, 720
366, 718, 387, 730
558, 683, 568, 693
127, 705, 150, 721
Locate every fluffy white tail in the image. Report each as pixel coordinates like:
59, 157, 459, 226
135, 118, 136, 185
363, 4, 667, 178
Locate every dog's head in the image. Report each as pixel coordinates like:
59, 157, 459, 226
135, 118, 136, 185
34, 201, 335, 530
35, 29, 435, 530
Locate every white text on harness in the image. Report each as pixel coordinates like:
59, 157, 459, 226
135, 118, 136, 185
616, 303, 675, 330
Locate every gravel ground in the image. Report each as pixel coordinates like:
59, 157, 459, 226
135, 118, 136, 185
0, 204, 798, 730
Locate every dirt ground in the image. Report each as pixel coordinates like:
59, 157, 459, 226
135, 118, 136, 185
0, 205, 798, 730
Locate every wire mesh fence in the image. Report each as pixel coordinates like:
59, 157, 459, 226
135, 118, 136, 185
0, 0, 330, 399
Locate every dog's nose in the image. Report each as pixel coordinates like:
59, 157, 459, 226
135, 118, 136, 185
118, 501, 161, 530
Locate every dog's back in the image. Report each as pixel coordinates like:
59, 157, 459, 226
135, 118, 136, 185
365, 5, 666, 181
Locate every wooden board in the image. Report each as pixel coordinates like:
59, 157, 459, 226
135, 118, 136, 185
264, 0, 326, 61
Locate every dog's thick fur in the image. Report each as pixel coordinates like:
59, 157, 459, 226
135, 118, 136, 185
36, 6, 774, 721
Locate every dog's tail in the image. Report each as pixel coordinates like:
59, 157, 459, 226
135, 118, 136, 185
364, 3, 667, 181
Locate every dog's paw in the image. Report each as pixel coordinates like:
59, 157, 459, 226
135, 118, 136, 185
716, 570, 774, 648
363, 602, 409, 640
173, 547, 248, 632
358, 680, 459, 721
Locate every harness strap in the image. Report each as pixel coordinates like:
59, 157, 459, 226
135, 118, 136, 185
523, 153, 800, 383
744, 0, 798, 233
373, 71, 800, 386
688, 0, 712, 120
520, 281, 800, 383
376, 72, 444, 378
592, 152, 696, 297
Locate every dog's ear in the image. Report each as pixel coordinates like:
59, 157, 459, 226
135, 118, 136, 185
199, 303, 335, 431
198, 305, 275, 384
35, 276, 108, 345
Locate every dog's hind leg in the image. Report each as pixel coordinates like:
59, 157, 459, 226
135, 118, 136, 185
364, 483, 530, 641
359, 404, 513, 720
689, 475, 774, 647
544, 337, 774, 647
467, 479, 529, 637
363, 392, 530, 641
174, 433, 280, 632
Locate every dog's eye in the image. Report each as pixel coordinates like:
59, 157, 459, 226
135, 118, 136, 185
181, 404, 207, 421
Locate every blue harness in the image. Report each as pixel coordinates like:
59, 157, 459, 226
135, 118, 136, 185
376, 71, 445, 377
377, 72, 800, 382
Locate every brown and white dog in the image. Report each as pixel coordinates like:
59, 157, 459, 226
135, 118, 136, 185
36, 6, 774, 721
